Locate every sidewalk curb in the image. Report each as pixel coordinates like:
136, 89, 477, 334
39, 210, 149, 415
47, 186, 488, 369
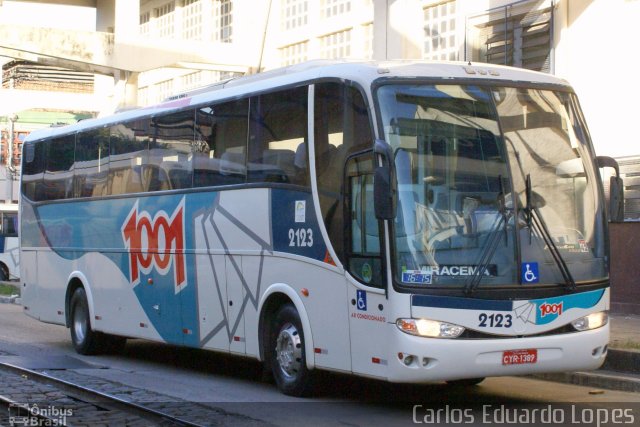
0, 281, 21, 305
534, 349, 640, 393
0, 295, 18, 304
534, 370, 640, 393
602, 348, 640, 374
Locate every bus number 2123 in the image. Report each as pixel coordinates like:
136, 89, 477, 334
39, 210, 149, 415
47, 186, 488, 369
288, 228, 314, 247
478, 313, 513, 328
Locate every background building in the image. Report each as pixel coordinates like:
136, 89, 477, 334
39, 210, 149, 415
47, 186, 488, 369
1, 0, 639, 311
1, 0, 639, 211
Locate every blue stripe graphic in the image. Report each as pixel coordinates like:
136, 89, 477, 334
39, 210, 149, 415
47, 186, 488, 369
411, 295, 513, 311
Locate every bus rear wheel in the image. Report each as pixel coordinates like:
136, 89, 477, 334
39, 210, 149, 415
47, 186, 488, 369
70, 288, 125, 355
269, 304, 314, 397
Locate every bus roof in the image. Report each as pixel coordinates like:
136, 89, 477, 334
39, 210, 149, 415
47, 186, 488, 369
24, 60, 571, 143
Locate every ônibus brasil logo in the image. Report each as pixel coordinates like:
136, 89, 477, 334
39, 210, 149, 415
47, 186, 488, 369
121, 198, 187, 293
539, 301, 563, 317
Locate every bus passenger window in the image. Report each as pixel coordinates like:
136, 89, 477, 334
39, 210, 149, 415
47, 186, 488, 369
149, 110, 195, 190
21, 141, 45, 201
248, 86, 309, 186
314, 82, 373, 263
74, 129, 110, 198
293, 141, 309, 186
193, 99, 248, 187
346, 154, 383, 287
1, 212, 17, 236
43, 135, 76, 201
109, 120, 149, 195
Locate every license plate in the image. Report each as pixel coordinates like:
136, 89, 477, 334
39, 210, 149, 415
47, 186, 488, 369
502, 349, 538, 365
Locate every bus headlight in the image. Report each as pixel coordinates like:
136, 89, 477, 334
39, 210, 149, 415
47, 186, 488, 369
571, 311, 608, 331
396, 318, 465, 338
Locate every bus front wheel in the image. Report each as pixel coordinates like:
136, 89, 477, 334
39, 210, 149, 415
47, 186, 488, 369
269, 304, 314, 397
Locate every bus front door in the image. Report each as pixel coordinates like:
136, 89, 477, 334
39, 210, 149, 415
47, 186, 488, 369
345, 158, 390, 378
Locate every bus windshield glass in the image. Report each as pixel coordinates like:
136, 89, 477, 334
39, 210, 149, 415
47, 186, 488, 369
376, 83, 606, 288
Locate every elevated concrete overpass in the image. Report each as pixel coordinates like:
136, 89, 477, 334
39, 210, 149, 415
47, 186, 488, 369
0, 0, 261, 109
0, 23, 253, 75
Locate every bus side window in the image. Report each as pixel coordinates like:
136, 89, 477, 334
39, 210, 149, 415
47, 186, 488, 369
109, 120, 150, 195
21, 141, 45, 201
248, 86, 309, 186
149, 109, 195, 190
314, 82, 373, 263
1, 212, 17, 236
74, 129, 110, 198
193, 99, 249, 188
43, 135, 76, 201
346, 154, 383, 288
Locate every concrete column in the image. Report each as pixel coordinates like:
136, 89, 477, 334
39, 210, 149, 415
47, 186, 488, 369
234, 0, 271, 70
96, 0, 115, 33
175, 1, 184, 40
109, 0, 139, 111
308, 0, 321, 60
202, 0, 214, 42
125, 71, 139, 107
96, 0, 139, 39
387, 0, 422, 59
0, 165, 12, 204
372, 0, 388, 60
112, 70, 139, 111
372, 0, 423, 60
114, 0, 139, 41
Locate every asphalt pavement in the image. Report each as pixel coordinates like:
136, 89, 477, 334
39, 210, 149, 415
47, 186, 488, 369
1, 284, 638, 393
535, 313, 640, 393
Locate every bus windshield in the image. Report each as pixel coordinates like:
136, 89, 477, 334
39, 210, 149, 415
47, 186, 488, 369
376, 83, 606, 289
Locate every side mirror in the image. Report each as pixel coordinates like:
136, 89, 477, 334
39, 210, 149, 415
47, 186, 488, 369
608, 175, 624, 223
596, 156, 624, 222
373, 140, 396, 220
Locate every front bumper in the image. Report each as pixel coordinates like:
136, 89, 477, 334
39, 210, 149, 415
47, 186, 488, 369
386, 322, 608, 383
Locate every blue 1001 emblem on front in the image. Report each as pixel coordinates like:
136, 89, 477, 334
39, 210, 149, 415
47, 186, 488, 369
401, 270, 432, 284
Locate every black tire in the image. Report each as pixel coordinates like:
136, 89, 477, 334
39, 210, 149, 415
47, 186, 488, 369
446, 377, 486, 387
0, 265, 8, 282
69, 288, 107, 355
268, 304, 314, 397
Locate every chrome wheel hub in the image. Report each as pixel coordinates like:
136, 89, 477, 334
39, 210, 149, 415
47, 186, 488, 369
275, 323, 302, 379
73, 303, 87, 343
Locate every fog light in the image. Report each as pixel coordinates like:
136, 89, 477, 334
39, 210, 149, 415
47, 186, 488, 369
571, 311, 608, 331
396, 318, 465, 338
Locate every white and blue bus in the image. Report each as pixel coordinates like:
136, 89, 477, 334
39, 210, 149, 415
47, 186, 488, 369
0, 203, 19, 281
20, 61, 619, 396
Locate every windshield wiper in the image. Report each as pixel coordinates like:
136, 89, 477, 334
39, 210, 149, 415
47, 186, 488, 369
465, 176, 512, 294
524, 174, 576, 291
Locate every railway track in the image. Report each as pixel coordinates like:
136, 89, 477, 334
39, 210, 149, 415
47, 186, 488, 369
0, 360, 257, 426
0, 393, 67, 427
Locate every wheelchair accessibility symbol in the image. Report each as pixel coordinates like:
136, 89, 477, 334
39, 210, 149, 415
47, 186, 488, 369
521, 262, 539, 284
356, 290, 367, 311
